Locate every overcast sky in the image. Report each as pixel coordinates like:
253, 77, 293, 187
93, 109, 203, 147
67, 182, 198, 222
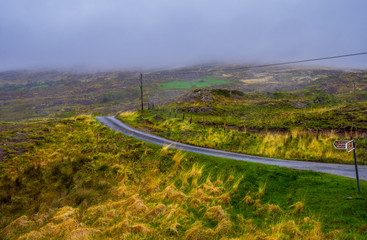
0, 0, 366, 71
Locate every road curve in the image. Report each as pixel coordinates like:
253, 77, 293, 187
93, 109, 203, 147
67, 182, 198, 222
96, 116, 367, 181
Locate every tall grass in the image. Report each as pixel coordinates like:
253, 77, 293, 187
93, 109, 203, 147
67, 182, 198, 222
6, 151, 331, 239
1, 116, 366, 239
119, 112, 365, 164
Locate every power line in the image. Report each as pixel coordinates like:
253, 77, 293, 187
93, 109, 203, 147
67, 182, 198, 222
139, 51, 367, 108
143, 51, 367, 78
226, 51, 367, 70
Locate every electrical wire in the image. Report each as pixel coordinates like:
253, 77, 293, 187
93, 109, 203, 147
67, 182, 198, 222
142, 51, 367, 77
230, 51, 367, 70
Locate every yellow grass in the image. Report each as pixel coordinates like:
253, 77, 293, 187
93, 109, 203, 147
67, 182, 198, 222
204, 206, 229, 223
240, 76, 274, 84
289, 201, 304, 214
7, 144, 341, 240
233, 175, 244, 191
173, 150, 186, 170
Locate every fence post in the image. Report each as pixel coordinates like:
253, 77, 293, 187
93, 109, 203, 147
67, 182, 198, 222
316, 128, 319, 140
350, 124, 354, 139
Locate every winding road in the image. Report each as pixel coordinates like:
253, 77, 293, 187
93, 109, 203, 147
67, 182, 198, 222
96, 116, 367, 180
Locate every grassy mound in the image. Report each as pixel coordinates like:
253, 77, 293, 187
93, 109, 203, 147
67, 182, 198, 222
1, 116, 366, 239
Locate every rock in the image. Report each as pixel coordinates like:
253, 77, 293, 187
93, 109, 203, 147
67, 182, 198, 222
293, 102, 307, 109
178, 90, 213, 103
201, 96, 212, 103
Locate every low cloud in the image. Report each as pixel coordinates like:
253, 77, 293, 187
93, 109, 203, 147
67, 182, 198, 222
0, 0, 366, 71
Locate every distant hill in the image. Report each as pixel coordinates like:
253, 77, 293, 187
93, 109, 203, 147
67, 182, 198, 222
0, 65, 366, 121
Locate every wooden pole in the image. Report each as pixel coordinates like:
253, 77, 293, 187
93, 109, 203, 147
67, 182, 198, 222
290, 125, 292, 140
350, 124, 354, 139
353, 140, 361, 194
316, 128, 319, 140
140, 73, 143, 112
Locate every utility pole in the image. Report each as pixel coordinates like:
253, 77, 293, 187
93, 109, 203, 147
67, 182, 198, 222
140, 73, 143, 112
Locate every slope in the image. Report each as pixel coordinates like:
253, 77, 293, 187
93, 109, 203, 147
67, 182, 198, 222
1, 116, 367, 239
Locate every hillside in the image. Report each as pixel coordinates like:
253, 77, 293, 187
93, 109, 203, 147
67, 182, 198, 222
118, 88, 367, 164
1, 116, 367, 239
0, 65, 366, 122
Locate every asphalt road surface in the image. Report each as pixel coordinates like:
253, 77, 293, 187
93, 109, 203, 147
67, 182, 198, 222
96, 116, 367, 181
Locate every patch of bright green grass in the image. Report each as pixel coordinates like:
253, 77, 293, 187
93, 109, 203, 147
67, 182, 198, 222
30, 84, 48, 89
159, 77, 232, 89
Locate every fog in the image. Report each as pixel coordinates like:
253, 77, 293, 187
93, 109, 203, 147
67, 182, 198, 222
1, 0, 367, 71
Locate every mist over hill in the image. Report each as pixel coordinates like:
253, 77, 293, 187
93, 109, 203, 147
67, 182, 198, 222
0, 65, 366, 122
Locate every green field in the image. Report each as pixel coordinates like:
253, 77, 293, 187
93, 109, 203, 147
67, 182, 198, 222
159, 77, 232, 89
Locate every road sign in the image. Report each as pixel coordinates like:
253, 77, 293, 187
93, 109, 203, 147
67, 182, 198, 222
333, 140, 355, 152
346, 140, 355, 152
333, 140, 349, 150
333, 139, 360, 194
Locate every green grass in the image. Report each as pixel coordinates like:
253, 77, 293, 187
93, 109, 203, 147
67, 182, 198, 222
159, 81, 192, 89
159, 77, 232, 89
1, 116, 367, 239
30, 84, 49, 89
